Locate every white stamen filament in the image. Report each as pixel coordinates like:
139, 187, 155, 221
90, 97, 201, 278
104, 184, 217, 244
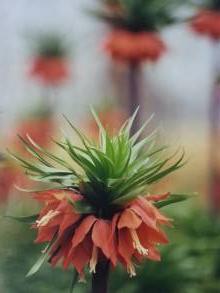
89, 246, 98, 274
130, 229, 148, 256
127, 262, 136, 278
78, 275, 86, 283
36, 210, 60, 227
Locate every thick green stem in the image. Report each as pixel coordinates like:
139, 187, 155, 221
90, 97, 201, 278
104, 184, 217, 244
127, 61, 142, 135
209, 80, 220, 214
91, 260, 110, 293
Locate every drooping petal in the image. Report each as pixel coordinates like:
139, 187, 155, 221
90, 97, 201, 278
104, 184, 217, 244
118, 228, 134, 263
117, 209, 142, 230
71, 241, 91, 274
111, 213, 119, 237
58, 213, 80, 236
50, 239, 72, 267
35, 226, 57, 243
109, 213, 120, 266
92, 219, 112, 258
130, 203, 157, 231
138, 223, 169, 245
153, 207, 173, 227
147, 246, 161, 261
71, 215, 97, 248
135, 197, 156, 218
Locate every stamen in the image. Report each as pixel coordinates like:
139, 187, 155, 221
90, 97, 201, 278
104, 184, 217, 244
78, 274, 86, 283
89, 246, 98, 274
36, 210, 60, 227
127, 262, 136, 278
41, 247, 47, 254
130, 229, 148, 256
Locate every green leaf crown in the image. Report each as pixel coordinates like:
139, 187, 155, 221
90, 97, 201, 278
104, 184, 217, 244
92, 0, 182, 32
10, 109, 185, 219
31, 33, 68, 58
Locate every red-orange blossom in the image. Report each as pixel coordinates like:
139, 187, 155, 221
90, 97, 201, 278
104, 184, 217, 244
34, 189, 170, 279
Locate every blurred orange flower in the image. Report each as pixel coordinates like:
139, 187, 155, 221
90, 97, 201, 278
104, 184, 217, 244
191, 10, 220, 40
104, 30, 166, 63
10, 116, 55, 153
0, 164, 29, 203
0, 166, 17, 202
0, 116, 55, 202
34, 189, 171, 279
30, 57, 69, 85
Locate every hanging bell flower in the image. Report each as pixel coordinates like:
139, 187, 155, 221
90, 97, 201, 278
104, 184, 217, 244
29, 34, 70, 85
191, 0, 220, 40
30, 56, 69, 85
91, 0, 180, 64
9, 115, 55, 154
191, 9, 220, 40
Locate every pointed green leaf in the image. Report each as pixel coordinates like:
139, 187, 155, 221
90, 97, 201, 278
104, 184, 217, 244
4, 214, 39, 224
26, 233, 57, 277
154, 193, 193, 208
26, 251, 49, 277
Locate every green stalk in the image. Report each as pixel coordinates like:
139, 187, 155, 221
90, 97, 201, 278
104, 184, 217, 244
209, 79, 220, 214
127, 62, 142, 135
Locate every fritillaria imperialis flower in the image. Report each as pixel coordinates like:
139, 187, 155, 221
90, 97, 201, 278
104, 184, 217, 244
33, 189, 170, 278
29, 34, 69, 85
10, 116, 55, 154
93, 0, 179, 63
9, 110, 188, 290
191, 10, 220, 39
30, 57, 69, 85
191, 0, 220, 40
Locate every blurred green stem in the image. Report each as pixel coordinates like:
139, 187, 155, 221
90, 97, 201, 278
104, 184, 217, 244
127, 62, 142, 135
209, 80, 220, 214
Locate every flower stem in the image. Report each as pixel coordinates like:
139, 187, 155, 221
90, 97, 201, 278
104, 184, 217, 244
127, 61, 142, 135
91, 260, 110, 293
209, 80, 220, 214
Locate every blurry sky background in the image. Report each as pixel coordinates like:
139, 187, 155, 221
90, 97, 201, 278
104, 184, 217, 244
0, 0, 217, 127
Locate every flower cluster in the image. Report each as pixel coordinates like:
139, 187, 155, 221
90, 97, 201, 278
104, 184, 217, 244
10, 110, 187, 286
191, 10, 220, 40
